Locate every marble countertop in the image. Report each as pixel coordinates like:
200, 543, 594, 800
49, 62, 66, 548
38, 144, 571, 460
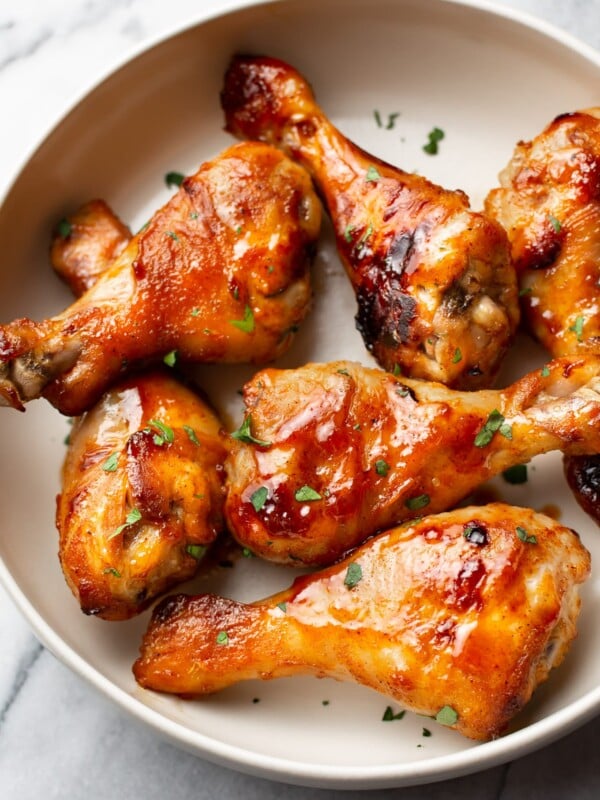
1, 0, 600, 797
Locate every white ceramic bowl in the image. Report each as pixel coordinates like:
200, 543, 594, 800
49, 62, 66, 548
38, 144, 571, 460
1, 0, 600, 789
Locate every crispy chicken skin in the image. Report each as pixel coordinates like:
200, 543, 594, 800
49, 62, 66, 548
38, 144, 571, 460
225, 357, 600, 565
133, 503, 590, 741
56, 371, 227, 620
485, 109, 600, 355
0, 141, 321, 416
50, 199, 131, 295
485, 110, 600, 525
221, 55, 519, 389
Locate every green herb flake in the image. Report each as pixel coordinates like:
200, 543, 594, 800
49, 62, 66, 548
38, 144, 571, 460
163, 349, 177, 367
186, 544, 207, 561
276, 601, 287, 613
242, 547, 254, 558
392, 364, 402, 377
235, 225, 243, 235
548, 214, 562, 233
57, 218, 72, 239
343, 224, 355, 245
365, 165, 381, 182
230, 415, 272, 447
147, 419, 175, 445
109, 507, 142, 540
344, 561, 363, 589
569, 315, 585, 342
518, 286, 533, 297
358, 223, 373, 248
193, 493, 205, 500
294, 485, 322, 502
337, 368, 351, 376
435, 706, 459, 726
502, 464, 528, 485
165, 171, 185, 189
516, 526, 537, 544
182, 425, 200, 445
386, 112, 400, 130
216, 631, 229, 645
474, 409, 506, 448
189, 211, 199, 220
382, 706, 406, 721
191, 307, 200, 317
375, 459, 390, 477
103, 567, 121, 578
405, 494, 430, 511
541, 365, 551, 378
423, 127, 445, 155
452, 347, 462, 364
422, 727, 432, 737
165, 230, 180, 241
250, 486, 269, 512
374, 109, 383, 128
230, 304, 255, 334
499, 422, 513, 440
322, 700, 330, 706
102, 452, 119, 472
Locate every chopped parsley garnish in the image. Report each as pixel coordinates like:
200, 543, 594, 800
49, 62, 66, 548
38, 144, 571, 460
516, 526, 537, 544
57, 218, 72, 238
518, 286, 533, 297
242, 547, 254, 558
147, 419, 175, 445
103, 567, 121, 577
382, 706, 406, 721
163, 349, 177, 367
216, 631, 229, 645
423, 127, 445, 155
405, 494, 430, 511
375, 459, 390, 477
343, 224, 355, 243
374, 109, 383, 128
344, 562, 363, 588
337, 368, 351, 376
435, 706, 458, 726
502, 464, 528, 484
548, 214, 562, 233
294, 485, 322, 502
191, 307, 200, 317
165, 171, 184, 188
183, 425, 200, 445
230, 305, 255, 333
165, 230, 179, 241
541, 365, 551, 378
276, 601, 287, 613
193, 493, 205, 500
102, 452, 119, 472
235, 225, 243, 234
109, 508, 142, 539
365, 165, 381, 182
250, 486, 269, 512
357, 223, 374, 249
230, 415, 272, 447
186, 544, 207, 560
569, 315, 585, 342
452, 347, 462, 364
422, 727, 432, 737
392, 364, 402, 377
474, 410, 511, 447
386, 112, 400, 130
189, 211, 199, 220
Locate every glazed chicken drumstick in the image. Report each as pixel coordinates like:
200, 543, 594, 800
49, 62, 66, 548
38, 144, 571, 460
57, 370, 227, 620
221, 55, 519, 389
134, 503, 590, 742
225, 356, 600, 565
485, 109, 600, 524
0, 141, 321, 416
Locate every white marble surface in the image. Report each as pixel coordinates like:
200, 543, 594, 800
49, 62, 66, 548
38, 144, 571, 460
1, 0, 600, 797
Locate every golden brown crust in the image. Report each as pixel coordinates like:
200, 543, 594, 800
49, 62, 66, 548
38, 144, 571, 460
224, 357, 600, 565
56, 370, 227, 619
0, 141, 321, 415
222, 55, 519, 389
133, 503, 590, 741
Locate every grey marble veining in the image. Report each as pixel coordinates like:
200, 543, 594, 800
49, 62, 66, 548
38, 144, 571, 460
1, 0, 599, 797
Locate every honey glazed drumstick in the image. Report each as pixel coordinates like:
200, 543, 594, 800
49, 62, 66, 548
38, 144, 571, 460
133, 503, 590, 742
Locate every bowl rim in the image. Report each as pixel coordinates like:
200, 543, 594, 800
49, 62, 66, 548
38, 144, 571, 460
1, 0, 600, 788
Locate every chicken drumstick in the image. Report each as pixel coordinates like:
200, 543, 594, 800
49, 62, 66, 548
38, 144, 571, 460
134, 503, 590, 742
222, 55, 519, 389
0, 141, 321, 416
225, 357, 600, 565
